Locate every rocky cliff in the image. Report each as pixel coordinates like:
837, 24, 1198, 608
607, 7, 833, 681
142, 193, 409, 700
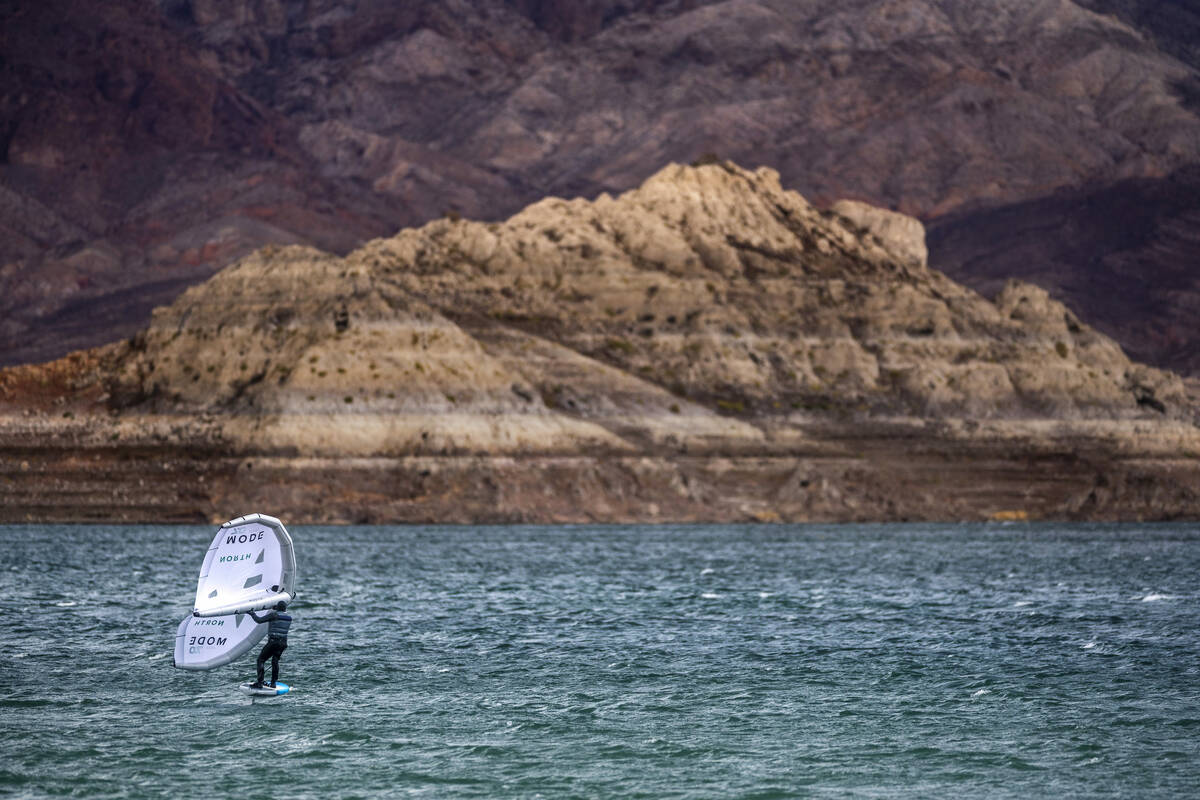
929, 165, 1200, 376
3, 163, 1198, 523
4, 0, 1200, 380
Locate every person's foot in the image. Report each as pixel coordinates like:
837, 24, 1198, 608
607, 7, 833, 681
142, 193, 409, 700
267, 683, 276, 688
250, 682, 264, 689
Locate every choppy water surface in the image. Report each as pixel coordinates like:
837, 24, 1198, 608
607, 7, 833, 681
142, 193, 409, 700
1, 523, 1198, 798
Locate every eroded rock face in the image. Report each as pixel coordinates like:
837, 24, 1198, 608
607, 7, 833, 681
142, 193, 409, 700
3, 162, 1199, 523
353, 163, 1185, 421
830, 201, 928, 268
110, 244, 631, 456
107, 162, 1188, 431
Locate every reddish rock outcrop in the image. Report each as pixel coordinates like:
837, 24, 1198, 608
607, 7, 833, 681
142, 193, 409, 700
3, 0, 1200, 378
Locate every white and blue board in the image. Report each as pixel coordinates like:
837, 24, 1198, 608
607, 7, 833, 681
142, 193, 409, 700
239, 681, 291, 698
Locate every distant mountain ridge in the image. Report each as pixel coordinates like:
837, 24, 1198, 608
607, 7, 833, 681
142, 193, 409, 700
3, 0, 1199, 376
930, 165, 1200, 376
1075, 0, 1200, 70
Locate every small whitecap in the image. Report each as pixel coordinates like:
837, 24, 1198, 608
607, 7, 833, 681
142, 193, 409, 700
1013, 600, 1032, 607
758, 592, 773, 599
438, 668, 451, 673
971, 689, 991, 698
700, 568, 715, 576
701, 593, 721, 600
54, 601, 77, 607
1141, 593, 1175, 602
148, 653, 168, 661
1082, 642, 1096, 650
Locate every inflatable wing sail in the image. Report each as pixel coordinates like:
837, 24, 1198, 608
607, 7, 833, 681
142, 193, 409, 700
173, 611, 267, 671
192, 514, 297, 618
172, 514, 298, 671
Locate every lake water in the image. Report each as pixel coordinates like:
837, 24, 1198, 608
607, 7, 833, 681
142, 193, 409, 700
1, 523, 1198, 798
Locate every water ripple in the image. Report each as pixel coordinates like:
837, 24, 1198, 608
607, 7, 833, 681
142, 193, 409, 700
0, 522, 1198, 798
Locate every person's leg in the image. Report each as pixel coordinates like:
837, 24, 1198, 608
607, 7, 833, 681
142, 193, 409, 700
270, 642, 286, 686
255, 645, 269, 686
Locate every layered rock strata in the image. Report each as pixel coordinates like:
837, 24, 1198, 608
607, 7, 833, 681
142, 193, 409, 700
2, 163, 1198, 523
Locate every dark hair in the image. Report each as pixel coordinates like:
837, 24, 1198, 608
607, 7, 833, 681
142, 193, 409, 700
275, 601, 287, 611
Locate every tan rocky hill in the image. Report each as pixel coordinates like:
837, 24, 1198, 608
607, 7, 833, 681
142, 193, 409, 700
3, 163, 1198, 523
111, 162, 1189, 423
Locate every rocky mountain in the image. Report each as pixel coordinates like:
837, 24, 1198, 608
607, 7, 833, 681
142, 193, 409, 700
0, 0, 403, 364
1075, 0, 1200, 70
3, 0, 1200, 377
3, 163, 1197, 523
110, 161, 1187, 423
930, 165, 1200, 376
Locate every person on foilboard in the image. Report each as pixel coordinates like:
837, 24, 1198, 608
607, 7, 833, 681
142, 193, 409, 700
247, 600, 292, 688
175, 514, 298, 696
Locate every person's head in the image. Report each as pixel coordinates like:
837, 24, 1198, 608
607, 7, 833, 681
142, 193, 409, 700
275, 601, 288, 612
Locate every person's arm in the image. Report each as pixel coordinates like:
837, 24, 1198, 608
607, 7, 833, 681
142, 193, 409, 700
247, 610, 273, 624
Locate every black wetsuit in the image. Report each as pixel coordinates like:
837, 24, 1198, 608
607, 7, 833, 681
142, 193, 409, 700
248, 610, 292, 686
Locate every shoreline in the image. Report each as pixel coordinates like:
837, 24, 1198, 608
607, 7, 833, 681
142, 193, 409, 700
5, 414, 1198, 525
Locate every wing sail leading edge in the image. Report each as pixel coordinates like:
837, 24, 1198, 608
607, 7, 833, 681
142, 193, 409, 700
192, 513, 297, 618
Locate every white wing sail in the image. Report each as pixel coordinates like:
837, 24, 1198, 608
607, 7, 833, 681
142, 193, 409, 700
192, 514, 298, 618
173, 612, 267, 670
